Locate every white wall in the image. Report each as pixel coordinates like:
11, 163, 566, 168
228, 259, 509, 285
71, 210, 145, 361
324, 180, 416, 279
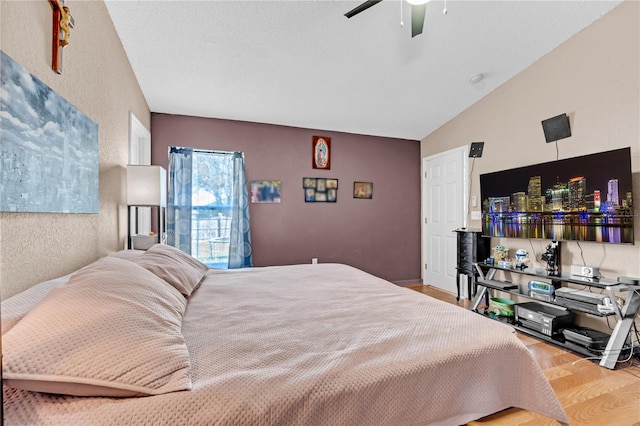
0, 1, 150, 299
421, 1, 639, 286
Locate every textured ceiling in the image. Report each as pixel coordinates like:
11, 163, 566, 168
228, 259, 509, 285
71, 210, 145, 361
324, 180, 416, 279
105, 0, 622, 140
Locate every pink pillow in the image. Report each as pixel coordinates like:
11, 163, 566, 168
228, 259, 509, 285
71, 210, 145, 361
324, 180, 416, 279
134, 244, 209, 297
2, 256, 192, 397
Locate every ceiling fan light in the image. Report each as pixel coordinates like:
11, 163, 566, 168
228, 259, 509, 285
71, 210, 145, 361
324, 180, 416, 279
407, 0, 431, 5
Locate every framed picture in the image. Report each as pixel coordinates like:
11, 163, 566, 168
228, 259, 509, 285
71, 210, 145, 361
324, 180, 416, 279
251, 180, 282, 203
354, 181, 373, 199
0, 52, 99, 213
312, 136, 331, 170
303, 177, 338, 203
305, 188, 316, 202
303, 177, 317, 189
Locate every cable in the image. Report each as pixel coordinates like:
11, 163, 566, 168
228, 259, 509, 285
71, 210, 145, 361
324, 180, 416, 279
555, 140, 559, 160
576, 240, 586, 266
624, 366, 640, 379
528, 239, 542, 268
606, 314, 615, 330
571, 357, 601, 365
468, 157, 476, 225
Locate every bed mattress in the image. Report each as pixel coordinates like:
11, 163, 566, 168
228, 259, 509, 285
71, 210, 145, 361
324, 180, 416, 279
2, 261, 568, 425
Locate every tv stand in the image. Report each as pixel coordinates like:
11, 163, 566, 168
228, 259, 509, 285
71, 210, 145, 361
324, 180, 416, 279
470, 263, 640, 369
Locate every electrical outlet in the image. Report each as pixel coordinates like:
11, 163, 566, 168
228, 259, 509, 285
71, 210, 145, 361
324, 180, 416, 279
471, 211, 481, 220
312, 258, 318, 264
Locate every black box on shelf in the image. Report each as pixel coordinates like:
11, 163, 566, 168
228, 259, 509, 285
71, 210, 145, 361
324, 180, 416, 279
562, 327, 610, 350
515, 302, 573, 337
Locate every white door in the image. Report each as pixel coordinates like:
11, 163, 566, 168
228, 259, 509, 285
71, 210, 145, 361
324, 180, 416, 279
422, 146, 468, 295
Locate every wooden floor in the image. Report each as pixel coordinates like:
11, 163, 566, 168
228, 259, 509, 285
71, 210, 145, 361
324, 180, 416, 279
406, 284, 640, 426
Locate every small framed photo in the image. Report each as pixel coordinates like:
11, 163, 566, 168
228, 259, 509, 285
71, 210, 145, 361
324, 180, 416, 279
312, 136, 331, 170
303, 177, 317, 188
251, 180, 282, 203
354, 181, 373, 199
303, 177, 338, 203
305, 188, 315, 202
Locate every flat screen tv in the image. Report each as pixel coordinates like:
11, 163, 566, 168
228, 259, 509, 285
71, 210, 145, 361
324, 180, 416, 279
480, 147, 634, 244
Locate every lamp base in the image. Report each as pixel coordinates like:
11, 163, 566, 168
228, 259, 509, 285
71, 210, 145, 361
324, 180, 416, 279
131, 234, 158, 250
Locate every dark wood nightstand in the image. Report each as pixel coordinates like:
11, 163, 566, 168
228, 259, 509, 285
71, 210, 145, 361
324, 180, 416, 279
454, 229, 490, 300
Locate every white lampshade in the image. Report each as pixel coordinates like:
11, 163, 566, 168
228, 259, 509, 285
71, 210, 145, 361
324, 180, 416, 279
127, 165, 167, 207
407, 0, 431, 5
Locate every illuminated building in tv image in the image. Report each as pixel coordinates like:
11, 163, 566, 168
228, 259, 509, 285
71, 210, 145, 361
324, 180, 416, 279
480, 148, 634, 244
608, 179, 619, 206
528, 176, 543, 212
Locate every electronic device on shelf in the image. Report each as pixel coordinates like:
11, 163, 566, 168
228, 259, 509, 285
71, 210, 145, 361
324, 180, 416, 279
554, 288, 610, 315
555, 288, 609, 304
562, 327, 610, 350
478, 278, 518, 290
528, 291, 554, 302
570, 265, 600, 279
471, 263, 640, 370
527, 280, 557, 302
515, 302, 574, 337
528, 280, 556, 294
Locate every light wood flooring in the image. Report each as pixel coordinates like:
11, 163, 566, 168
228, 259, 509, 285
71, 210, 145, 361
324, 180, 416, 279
407, 284, 640, 426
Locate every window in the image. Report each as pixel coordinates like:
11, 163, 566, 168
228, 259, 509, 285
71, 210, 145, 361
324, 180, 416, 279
191, 150, 233, 268
167, 147, 252, 269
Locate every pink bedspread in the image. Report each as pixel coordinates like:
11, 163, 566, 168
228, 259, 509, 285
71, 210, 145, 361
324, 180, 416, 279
3, 263, 568, 425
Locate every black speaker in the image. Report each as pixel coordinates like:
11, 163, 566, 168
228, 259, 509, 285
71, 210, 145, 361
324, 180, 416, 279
541, 113, 571, 143
469, 142, 484, 158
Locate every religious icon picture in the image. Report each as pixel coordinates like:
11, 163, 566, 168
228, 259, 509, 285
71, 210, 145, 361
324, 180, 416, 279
312, 136, 331, 170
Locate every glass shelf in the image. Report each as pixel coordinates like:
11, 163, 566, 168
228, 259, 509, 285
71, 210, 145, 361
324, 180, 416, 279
475, 278, 614, 317
475, 262, 619, 288
472, 261, 640, 369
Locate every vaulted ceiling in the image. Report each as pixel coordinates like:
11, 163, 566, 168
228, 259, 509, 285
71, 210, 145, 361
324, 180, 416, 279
105, 1, 622, 140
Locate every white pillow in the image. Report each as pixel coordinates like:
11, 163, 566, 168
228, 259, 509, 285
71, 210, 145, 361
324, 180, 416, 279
134, 244, 209, 297
109, 249, 146, 261
2, 256, 192, 397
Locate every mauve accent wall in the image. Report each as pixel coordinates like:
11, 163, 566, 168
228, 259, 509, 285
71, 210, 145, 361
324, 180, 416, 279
151, 113, 421, 284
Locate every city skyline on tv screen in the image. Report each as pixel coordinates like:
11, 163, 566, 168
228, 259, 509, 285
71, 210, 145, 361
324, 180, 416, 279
480, 147, 634, 244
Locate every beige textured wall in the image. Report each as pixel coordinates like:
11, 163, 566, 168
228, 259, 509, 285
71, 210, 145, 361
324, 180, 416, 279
421, 1, 640, 282
0, 1, 150, 299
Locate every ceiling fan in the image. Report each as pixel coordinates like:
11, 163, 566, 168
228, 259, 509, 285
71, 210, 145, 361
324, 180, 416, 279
344, 0, 435, 38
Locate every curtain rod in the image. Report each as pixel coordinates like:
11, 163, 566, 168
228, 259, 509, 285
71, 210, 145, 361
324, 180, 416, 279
169, 146, 241, 156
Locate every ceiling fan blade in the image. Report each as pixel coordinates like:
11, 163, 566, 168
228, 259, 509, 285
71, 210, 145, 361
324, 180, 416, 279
411, 3, 427, 37
344, 0, 384, 19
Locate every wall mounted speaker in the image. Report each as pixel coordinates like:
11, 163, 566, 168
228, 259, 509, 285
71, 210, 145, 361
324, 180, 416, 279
469, 142, 484, 158
541, 113, 571, 143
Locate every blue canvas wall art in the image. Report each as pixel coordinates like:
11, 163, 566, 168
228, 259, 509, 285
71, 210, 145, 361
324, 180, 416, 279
0, 51, 99, 213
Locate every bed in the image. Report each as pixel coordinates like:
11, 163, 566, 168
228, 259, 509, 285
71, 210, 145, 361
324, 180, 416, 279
2, 245, 568, 425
